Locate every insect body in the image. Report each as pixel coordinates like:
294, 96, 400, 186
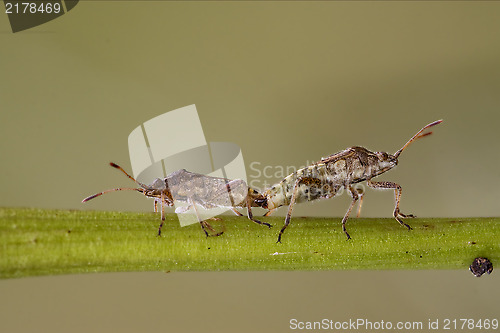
256, 120, 443, 243
82, 163, 271, 237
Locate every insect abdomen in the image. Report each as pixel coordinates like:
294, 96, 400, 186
265, 163, 341, 210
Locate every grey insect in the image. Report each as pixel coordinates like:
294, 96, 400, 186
82, 163, 270, 237
254, 120, 443, 243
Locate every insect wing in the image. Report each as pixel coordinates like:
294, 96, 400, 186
165, 169, 248, 210
205, 179, 249, 208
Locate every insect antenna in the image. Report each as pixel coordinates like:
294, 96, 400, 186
394, 119, 442, 159
82, 187, 143, 202
81, 163, 150, 203
109, 162, 151, 189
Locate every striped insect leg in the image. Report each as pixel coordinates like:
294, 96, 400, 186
341, 185, 360, 240
276, 177, 322, 243
367, 179, 415, 231
246, 198, 272, 228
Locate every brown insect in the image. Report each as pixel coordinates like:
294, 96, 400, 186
255, 120, 443, 242
82, 163, 270, 237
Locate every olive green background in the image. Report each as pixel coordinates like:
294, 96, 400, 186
1, 2, 499, 332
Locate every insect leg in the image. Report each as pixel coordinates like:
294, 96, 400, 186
355, 187, 364, 218
161, 192, 166, 221
187, 197, 223, 237
157, 192, 166, 236
341, 186, 360, 240
231, 208, 244, 216
157, 222, 164, 236
366, 180, 415, 231
276, 177, 322, 243
200, 220, 224, 237
246, 199, 272, 228
276, 178, 301, 243
264, 209, 277, 217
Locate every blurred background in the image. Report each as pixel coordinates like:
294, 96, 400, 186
1, 2, 499, 332
1, 1, 499, 218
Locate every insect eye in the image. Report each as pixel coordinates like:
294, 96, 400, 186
377, 152, 388, 161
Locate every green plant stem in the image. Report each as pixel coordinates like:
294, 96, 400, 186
0, 207, 498, 279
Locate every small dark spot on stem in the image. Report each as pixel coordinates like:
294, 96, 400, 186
470, 257, 493, 277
